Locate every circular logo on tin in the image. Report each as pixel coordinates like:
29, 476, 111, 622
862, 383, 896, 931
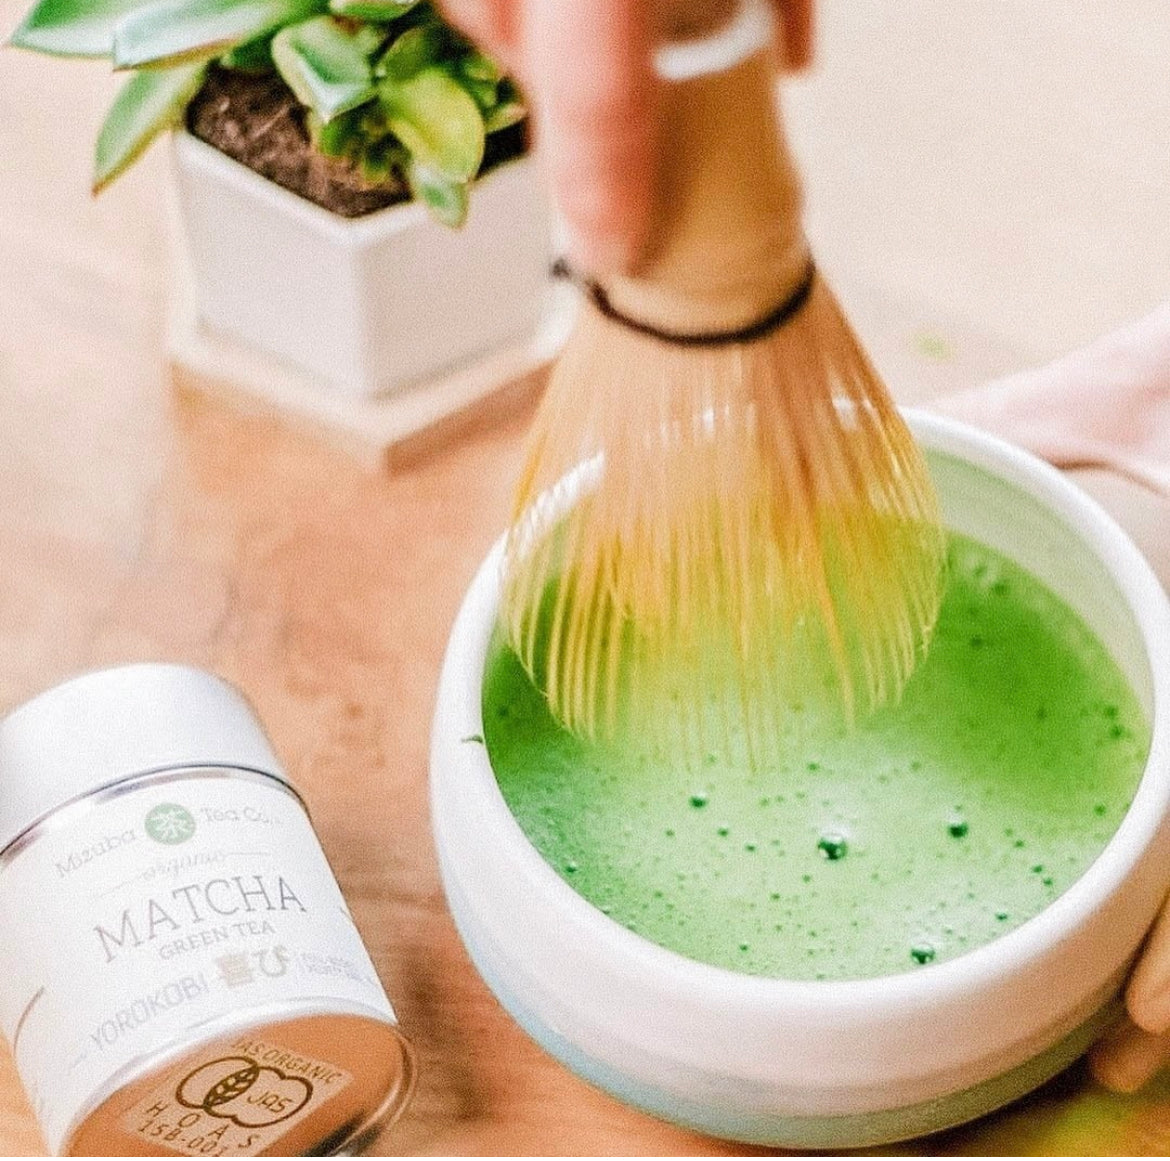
144, 803, 196, 845
199, 1059, 260, 1110
176, 1056, 312, 1127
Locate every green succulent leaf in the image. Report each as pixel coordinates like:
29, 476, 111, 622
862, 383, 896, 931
271, 16, 376, 122
483, 99, 525, 133
375, 22, 442, 81
327, 0, 418, 19
10, 0, 150, 58
379, 66, 484, 182
112, 0, 325, 69
408, 161, 468, 227
94, 60, 207, 191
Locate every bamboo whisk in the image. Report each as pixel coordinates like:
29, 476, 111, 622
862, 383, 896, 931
502, 1, 945, 763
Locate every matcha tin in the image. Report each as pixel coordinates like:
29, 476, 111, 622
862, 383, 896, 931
0, 664, 414, 1156
430, 411, 1170, 1148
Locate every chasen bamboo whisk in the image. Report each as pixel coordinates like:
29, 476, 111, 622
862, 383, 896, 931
502, 0, 946, 764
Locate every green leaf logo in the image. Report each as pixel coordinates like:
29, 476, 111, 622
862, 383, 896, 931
145, 803, 197, 845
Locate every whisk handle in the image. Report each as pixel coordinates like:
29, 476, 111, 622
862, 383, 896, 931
604, 0, 808, 335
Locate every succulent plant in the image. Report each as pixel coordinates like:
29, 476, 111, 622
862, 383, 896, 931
10, 0, 525, 225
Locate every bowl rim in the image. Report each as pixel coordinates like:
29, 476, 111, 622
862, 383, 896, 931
436, 407, 1170, 1012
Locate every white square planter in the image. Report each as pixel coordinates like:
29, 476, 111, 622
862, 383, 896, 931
170, 129, 554, 401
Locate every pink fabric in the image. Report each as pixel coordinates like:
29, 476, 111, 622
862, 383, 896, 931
927, 302, 1170, 498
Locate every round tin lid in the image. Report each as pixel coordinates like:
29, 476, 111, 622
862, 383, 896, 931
0, 664, 289, 853
67, 1009, 415, 1157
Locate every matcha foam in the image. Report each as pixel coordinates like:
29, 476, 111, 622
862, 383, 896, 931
485, 535, 1149, 980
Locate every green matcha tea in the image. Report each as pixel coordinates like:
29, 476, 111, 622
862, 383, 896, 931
484, 535, 1150, 980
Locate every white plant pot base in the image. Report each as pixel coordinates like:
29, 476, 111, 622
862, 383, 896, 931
167, 269, 562, 470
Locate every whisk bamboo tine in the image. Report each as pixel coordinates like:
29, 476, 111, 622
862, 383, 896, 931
502, 0, 945, 765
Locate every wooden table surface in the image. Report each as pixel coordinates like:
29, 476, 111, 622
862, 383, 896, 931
3, 0, 1170, 1154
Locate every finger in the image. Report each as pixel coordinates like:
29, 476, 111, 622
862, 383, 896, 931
1089, 1016, 1170, 1094
772, 0, 815, 71
1127, 897, 1170, 1033
522, 0, 656, 275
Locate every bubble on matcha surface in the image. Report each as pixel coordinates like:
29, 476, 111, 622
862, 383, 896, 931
817, 832, 848, 861
947, 814, 969, 838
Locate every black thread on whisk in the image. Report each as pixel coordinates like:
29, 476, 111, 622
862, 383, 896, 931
551, 255, 817, 348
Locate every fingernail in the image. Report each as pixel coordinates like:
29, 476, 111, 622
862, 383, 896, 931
1089, 1018, 1170, 1094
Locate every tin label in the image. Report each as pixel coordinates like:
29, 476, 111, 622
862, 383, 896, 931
122, 1034, 352, 1156
0, 773, 396, 1154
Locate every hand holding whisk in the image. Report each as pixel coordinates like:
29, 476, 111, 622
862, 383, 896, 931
496, 0, 946, 763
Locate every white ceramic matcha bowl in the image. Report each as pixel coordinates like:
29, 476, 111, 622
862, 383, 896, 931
430, 411, 1170, 1148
